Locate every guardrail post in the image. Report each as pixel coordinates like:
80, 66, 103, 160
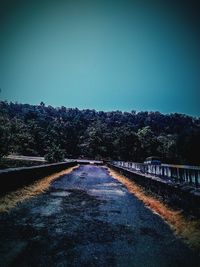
195, 170, 199, 187
189, 169, 192, 184
176, 168, 180, 182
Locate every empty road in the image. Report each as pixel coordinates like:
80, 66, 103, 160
0, 165, 199, 267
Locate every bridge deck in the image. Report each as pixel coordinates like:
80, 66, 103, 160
0, 165, 199, 266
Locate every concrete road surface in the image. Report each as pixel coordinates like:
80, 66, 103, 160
0, 165, 199, 267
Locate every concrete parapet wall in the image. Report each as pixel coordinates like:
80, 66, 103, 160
0, 161, 77, 195
108, 163, 200, 217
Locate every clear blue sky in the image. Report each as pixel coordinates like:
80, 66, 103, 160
0, 0, 199, 116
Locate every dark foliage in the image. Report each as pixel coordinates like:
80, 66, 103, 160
44, 144, 65, 163
0, 101, 199, 164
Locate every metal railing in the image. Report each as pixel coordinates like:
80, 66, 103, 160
111, 161, 200, 187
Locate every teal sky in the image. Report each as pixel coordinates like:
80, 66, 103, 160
0, 0, 199, 116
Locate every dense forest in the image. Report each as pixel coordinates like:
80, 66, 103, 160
0, 101, 200, 165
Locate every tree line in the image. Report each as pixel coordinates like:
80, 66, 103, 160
0, 101, 199, 165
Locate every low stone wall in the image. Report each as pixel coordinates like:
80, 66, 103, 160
108, 163, 200, 217
0, 161, 77, 195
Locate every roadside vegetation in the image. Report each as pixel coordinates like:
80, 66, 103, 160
44, 144, 65, 163
0, 101, 199, 165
